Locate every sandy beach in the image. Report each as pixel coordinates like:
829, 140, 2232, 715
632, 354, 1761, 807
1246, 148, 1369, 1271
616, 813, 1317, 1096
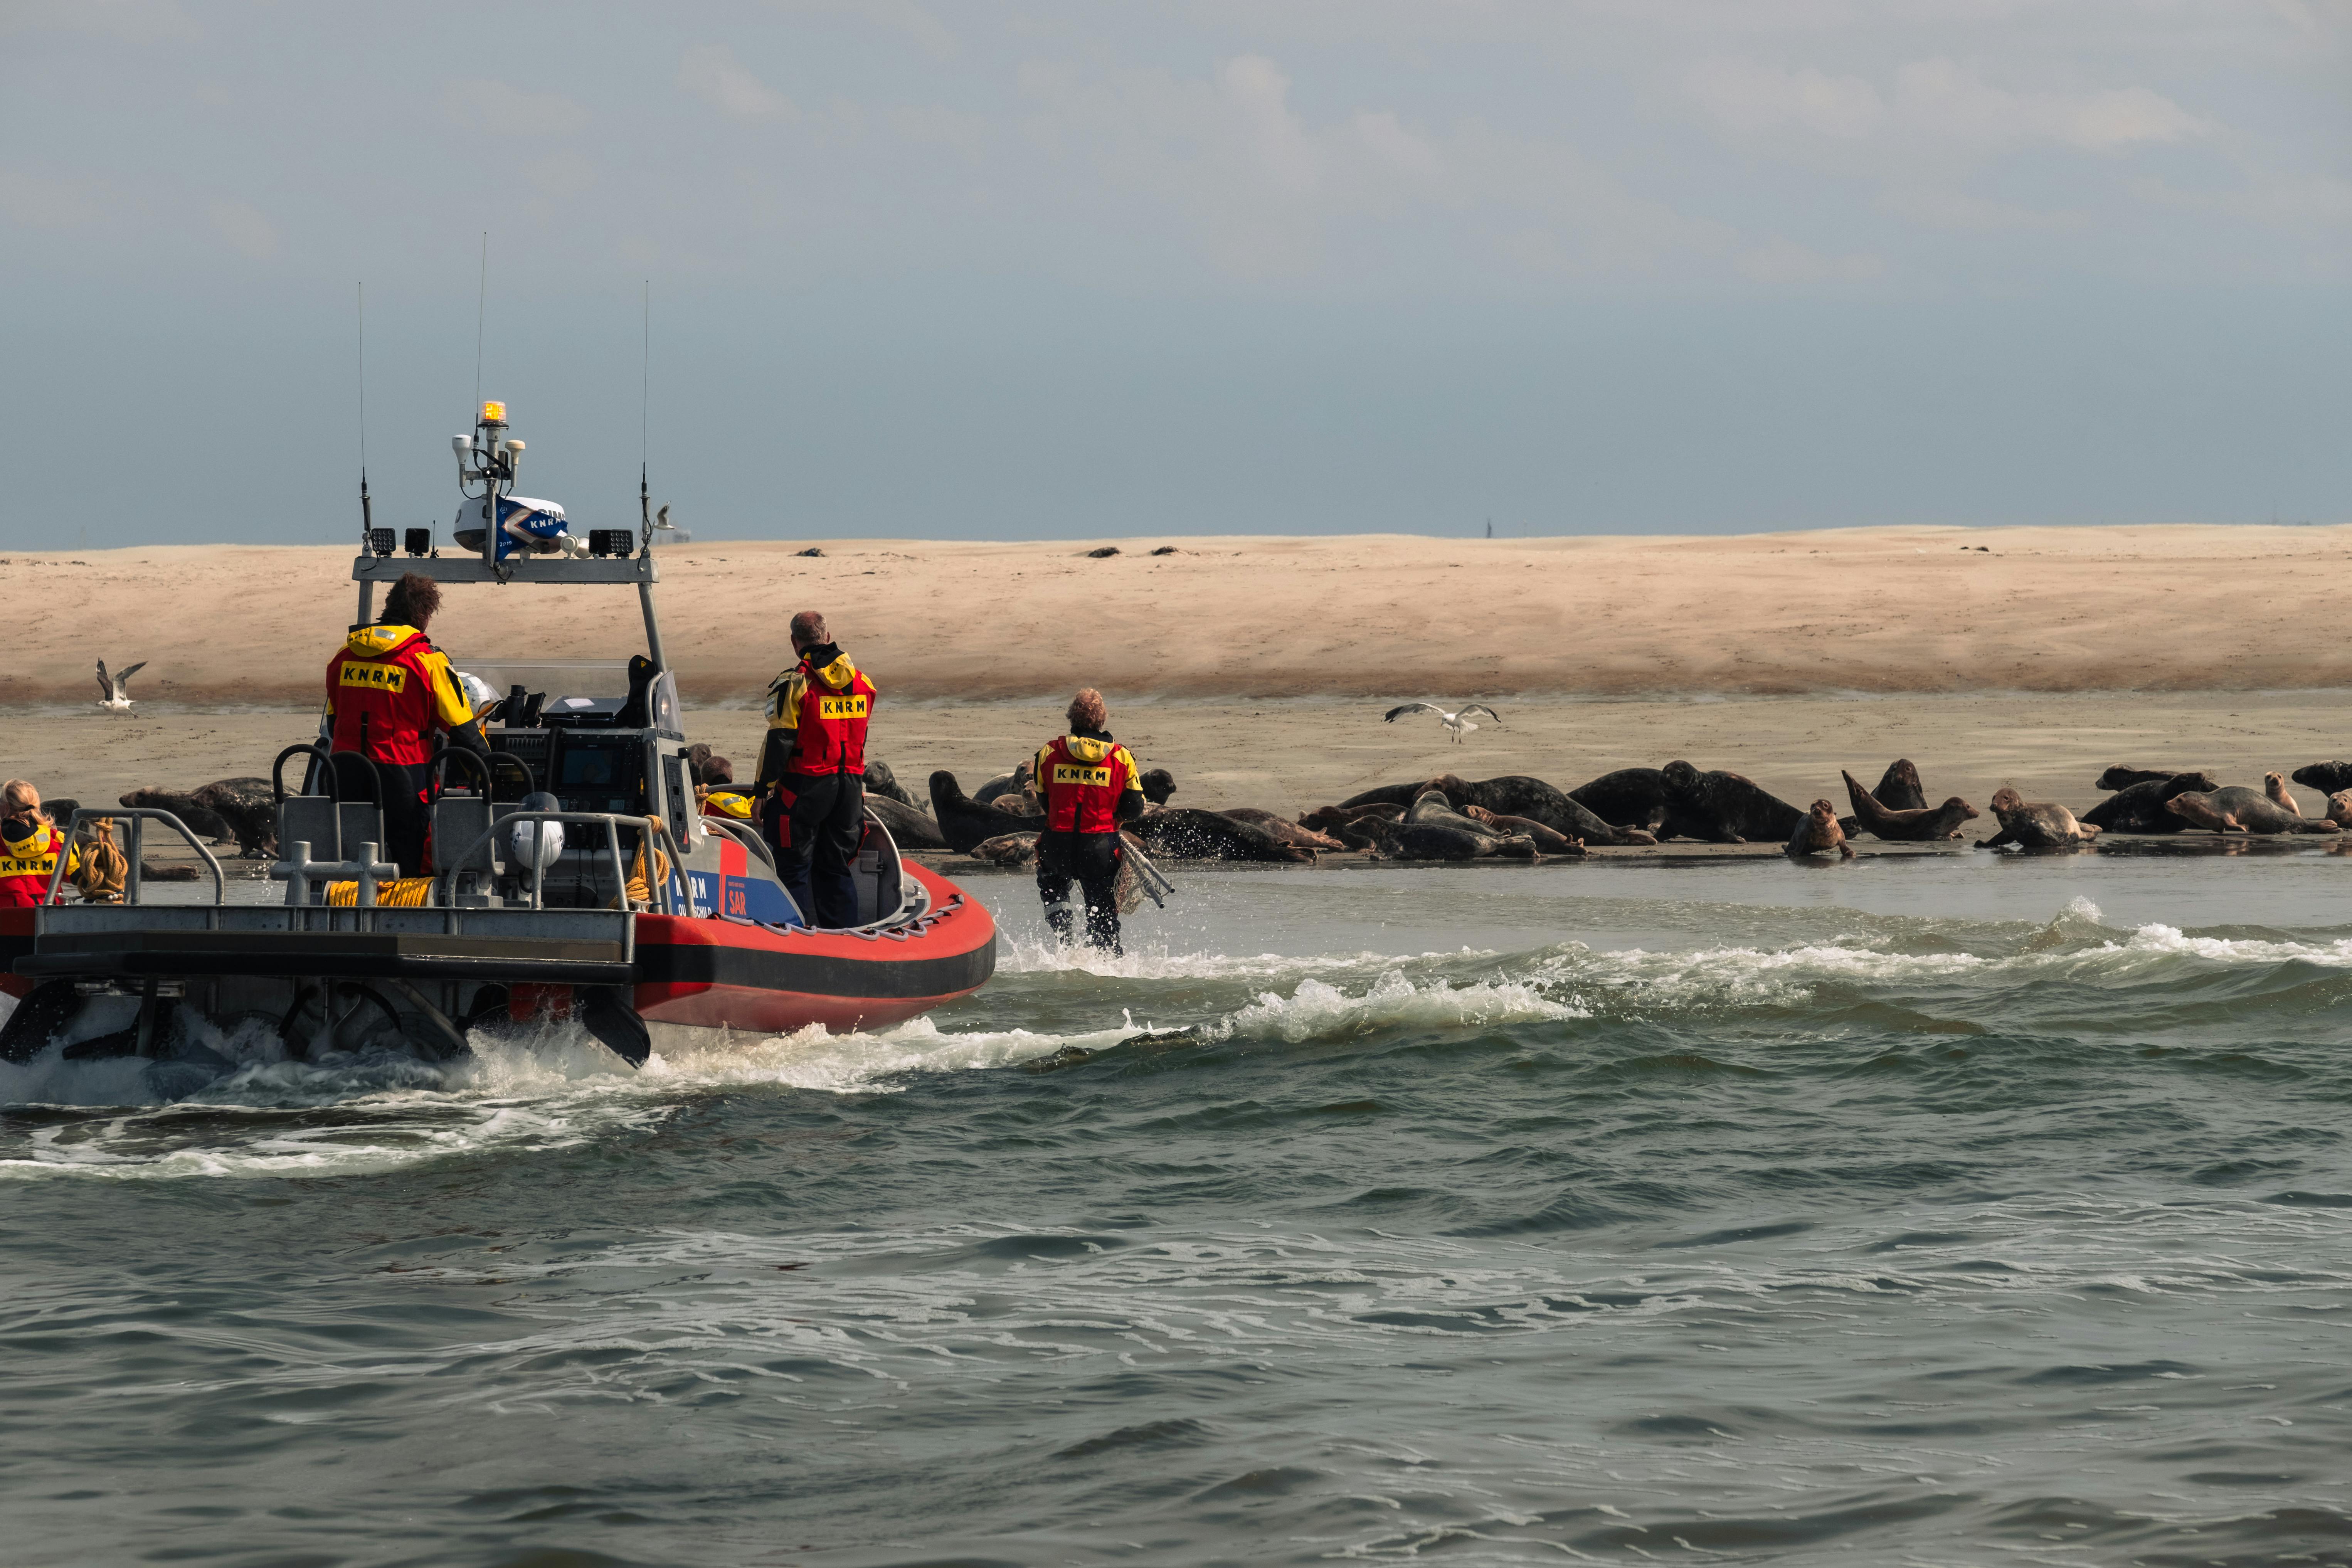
6, 525, 2351, 835
7, 524, 2352, 710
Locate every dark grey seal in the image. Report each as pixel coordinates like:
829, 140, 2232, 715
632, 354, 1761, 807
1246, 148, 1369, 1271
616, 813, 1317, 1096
2097, 766, 2194, 791
2079, 771, 2218, 834
866, 793, 948, 850
1839, 770, 1978, 841
1661, 761, 1807, 844
2291, 762, 2352, 795
930, 771, 1046, 854
863, 760, 919, 810
1131, 808, 1312, 863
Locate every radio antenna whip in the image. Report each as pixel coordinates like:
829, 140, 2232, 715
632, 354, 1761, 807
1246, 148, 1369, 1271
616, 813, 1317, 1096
357, 281, 373, 547
640, 279, 653, 543
472, 231, 489, 419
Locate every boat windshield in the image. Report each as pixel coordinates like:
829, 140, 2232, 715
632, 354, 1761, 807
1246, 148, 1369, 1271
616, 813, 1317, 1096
459, 658, 632, 707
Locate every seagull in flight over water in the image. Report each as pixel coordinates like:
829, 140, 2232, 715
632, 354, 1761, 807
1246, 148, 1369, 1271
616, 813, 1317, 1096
95, 659, 145, 713
1385, 701, 1501, 744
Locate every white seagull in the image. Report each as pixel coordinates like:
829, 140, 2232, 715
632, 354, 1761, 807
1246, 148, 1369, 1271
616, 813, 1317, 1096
1384, 701, 1501, 744
95, 659, 146, 714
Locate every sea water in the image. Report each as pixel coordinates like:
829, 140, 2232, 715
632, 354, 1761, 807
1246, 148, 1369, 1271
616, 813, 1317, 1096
4, 855, 2352, 1566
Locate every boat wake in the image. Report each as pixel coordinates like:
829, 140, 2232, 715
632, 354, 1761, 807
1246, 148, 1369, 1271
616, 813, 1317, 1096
9, 893, 2352, 1179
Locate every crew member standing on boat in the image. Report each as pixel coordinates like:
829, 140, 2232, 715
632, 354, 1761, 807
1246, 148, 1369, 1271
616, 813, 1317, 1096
1031, 688, 1146, 954
0, 780, 78, 908
756, 611, 874, 929
325, 573, 490, 877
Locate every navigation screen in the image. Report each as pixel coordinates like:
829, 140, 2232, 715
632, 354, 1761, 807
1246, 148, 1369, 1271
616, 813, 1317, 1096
556, 742, 636, 813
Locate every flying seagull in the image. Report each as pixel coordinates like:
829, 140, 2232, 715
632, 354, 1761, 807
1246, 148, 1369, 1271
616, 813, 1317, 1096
1384, 701, 1501, 744
95, 659, 146, 713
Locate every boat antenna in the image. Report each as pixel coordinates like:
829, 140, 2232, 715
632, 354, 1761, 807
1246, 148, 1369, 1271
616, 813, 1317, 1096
472, 231, 489, 419
357, 281, 372, 548
639, 278, 653, 545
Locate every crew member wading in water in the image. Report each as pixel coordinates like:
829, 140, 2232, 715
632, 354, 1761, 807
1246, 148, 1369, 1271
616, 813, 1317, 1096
756, 611, 874, 929
323, 573, 490, 877
1030, 688, 1146, 954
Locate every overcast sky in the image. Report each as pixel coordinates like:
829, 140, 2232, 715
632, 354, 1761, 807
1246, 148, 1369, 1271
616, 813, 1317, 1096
3, 0, 2345, 547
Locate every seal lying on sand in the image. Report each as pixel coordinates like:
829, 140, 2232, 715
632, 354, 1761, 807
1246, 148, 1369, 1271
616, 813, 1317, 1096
1217, 809, 1344, 851
1338, 775, 1653, 845
112, 778, 275, 857
1566, 768, 1677, 832
118, 788, 235, 847
2292, 762, 2352, 796
1980, 787, 2100, 848
2165, 787, 2340, 836
1661, 761, 1806, 844
2080, 771, 2217, 834
1786, 800, 1854, 859
863, 760, 920, 810
1839, 771, 1978, 841
865, 793, 949, 850
931, 771, 1046, 853
2097, 766, 2192, 791
1462, 804, 1585, 856
970, 833, 1037, 866
974, 762, 1033, 808
2329, 792, 2352, 828
1347, 811, 1535, 863
1408, 790, 1539, 861
1132, 808, 1312, 862
2265, 772, 2302, 814
1867, 760, 1929, 813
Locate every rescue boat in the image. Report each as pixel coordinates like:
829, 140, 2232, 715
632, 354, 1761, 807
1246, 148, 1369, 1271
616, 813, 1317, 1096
0, 402, 995, 1075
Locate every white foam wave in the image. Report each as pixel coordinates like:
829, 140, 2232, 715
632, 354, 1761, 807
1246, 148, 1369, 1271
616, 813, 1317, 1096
993, 933, 1470, 983
1222, 969, 1587, 1044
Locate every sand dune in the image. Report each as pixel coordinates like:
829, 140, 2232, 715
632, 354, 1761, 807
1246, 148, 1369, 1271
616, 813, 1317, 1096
3, 525, 2348, 709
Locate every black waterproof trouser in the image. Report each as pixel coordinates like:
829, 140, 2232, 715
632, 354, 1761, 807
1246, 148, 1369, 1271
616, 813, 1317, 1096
1037, 829, 1123, 954
376, 761, 433, 878
765, 772, 864, 929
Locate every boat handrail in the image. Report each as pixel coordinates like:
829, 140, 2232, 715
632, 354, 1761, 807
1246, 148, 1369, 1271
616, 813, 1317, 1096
433, 810, 692, 915
45, 809, 227, 908
702, 814, 773, 869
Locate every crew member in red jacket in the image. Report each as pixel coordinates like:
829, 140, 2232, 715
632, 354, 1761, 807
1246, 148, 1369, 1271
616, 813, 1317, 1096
1030, 687, 1146, 954
756, 610, 875, 929
324, 573, 489, 876
0, 779, 79, 908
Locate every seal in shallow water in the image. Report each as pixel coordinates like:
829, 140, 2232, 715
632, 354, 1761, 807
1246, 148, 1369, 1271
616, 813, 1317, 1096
2165, 787, 2340, 836
1980, 787, 2100, 848
1785, 799, 1854, 859
2079, 771, 2216, 834
930, 771, 1046, 853
1661, 761, 1807, 844
1839, 771, 1978, 841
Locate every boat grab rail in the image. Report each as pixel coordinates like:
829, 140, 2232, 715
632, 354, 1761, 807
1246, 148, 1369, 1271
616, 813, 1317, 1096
434, 810, 691, 915
273, 743, 383, 805
45, 809, 227, 908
